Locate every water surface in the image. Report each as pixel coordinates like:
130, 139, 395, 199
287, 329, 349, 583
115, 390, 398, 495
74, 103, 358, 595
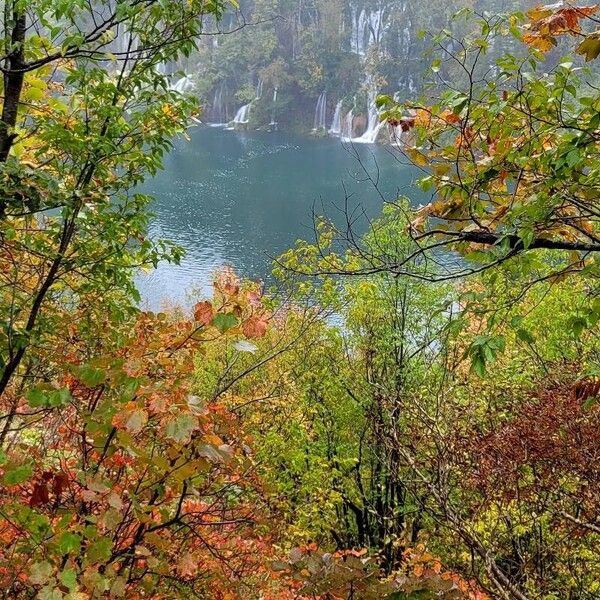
136, 127, 420, 308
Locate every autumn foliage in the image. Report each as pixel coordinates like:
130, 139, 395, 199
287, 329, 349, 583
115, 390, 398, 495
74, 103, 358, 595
0, 273, 279, 599
523, 3, 600, 58
1, 2, 599, 600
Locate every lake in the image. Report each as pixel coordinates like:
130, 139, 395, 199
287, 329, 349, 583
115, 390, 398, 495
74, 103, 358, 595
135, 126, 421, 309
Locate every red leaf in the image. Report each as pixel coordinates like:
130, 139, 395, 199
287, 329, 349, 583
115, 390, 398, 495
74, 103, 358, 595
52, 472, 69, 496
30, 482, 50, 507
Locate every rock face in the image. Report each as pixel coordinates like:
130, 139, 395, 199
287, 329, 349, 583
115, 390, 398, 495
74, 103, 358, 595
352, 114, 367, 138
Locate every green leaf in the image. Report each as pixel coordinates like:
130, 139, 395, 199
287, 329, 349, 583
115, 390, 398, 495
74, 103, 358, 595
26, 385, 72, 408
165, 414, 197, 443
471, 354, 486, 377
3, 463, 33, 485
86, 537, 113, 563
516, 328, 535, 344
375, 94, 393, 109
569, 316, 587, 338
59, 567, 77, 591
71, 364, 107, 387
57, 532, 81, 555
211, 313, 239, 333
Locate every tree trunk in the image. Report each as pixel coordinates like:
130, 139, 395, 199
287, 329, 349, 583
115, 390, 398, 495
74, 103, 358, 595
0, 7, 26, 162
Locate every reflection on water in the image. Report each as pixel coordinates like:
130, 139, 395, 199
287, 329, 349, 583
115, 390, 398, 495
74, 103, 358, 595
136, 127, 420, 309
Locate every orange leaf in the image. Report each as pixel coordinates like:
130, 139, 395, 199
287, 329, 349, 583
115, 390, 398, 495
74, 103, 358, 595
242, 316, 268, 339
193, 301, 214, 325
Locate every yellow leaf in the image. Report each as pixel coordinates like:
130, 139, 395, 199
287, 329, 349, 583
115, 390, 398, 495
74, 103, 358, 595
576, 31, 600, 61
526, 5, 554, 22
406, 147, 429, 167
23, 87, 45, 102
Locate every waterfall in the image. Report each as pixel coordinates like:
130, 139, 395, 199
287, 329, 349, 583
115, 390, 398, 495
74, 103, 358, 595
170, 74, 194, 93
270, 87, 279, 127
313, 92, 327, 130
113, 25, 135, 57
340, 96, 356, 140
210, 82, 228, 125
232, 103, 251, 125
229, 78, 263, 129
329, 100, 343, 136
352, 88, 384, 144
342, 108, 354, 140
351, 5, 387, 55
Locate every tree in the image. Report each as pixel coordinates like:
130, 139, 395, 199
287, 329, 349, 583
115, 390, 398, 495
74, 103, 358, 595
375, 5, 600, 283
0, 0, 234, 401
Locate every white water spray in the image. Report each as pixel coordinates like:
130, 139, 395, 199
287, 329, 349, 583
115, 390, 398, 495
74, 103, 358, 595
230, 78, 264, 128
352, 88, 384, 144
313, 92, 327, 130
270, 87, 279, 127
170, 74, 194, 93
329, 100, 343, 136
350, 6, 386, 55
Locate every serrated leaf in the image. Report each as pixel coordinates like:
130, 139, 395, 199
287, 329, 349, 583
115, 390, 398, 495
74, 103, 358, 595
57, 532, 81, 555
86, 537, 112, 563
59, 568, 77, 591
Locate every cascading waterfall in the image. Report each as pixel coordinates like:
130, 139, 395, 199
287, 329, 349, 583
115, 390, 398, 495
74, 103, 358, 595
352, 87, 384, 144
344, 109, 354, 139
210, 82, 228, 125
341, 96, 356, 140
232, 104, 250, 125
350, 5, 386, 55
329, 100, 343, 136
231, 78, 264, 128
170, 74, 194, 93
313, 92, 327, 130
346, 3, 390, 142
270, 87, 279, 127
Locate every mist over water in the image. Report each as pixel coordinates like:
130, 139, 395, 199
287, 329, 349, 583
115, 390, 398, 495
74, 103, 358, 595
136, 127, 421, 309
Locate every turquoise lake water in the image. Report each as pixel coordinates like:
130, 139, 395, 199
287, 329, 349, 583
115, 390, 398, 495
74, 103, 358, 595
136, 126, 422, 308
